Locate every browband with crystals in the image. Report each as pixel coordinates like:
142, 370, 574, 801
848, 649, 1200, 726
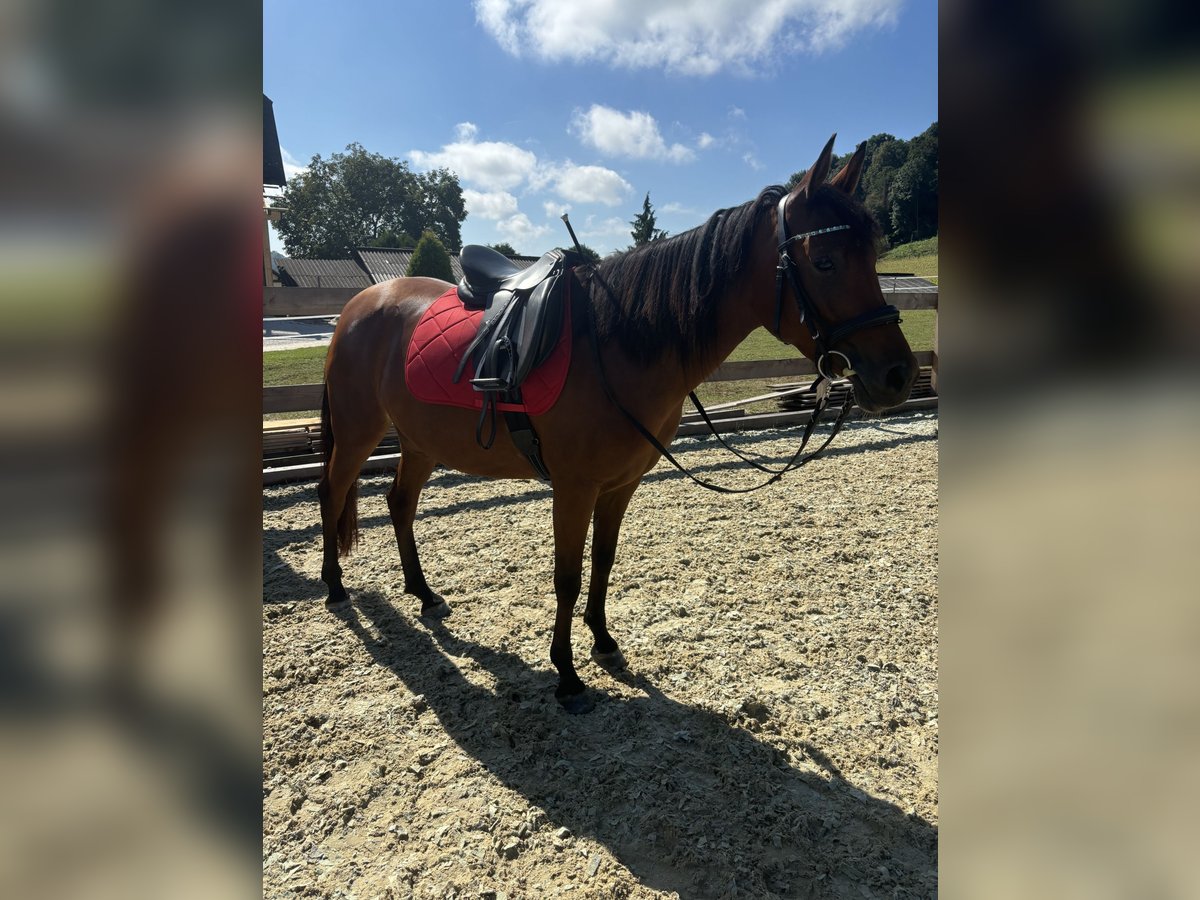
777, 223, 852, 249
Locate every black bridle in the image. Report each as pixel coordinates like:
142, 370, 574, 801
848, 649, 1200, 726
772, 193, 901, 380
566, 200, 903, 494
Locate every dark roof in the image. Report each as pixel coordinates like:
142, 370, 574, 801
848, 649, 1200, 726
354, 247, 436, 283
263, 95, 286, 187
276, 258, 373, 289
354, 248, 540, 285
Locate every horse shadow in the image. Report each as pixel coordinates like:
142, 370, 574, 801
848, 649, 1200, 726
331, 591, 937, 899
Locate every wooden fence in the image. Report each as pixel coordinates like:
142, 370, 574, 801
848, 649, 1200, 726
263, 286, 937, 482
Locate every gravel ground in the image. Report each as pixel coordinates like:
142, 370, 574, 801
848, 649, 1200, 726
263, 412, 938, 900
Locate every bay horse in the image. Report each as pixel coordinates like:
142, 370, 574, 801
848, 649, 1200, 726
318, 136, 917, 713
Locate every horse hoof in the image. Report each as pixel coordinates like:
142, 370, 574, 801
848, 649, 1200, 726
591, 647, 628, 674
325, 594, 350, 611
558, 691, 595, 715
420, 599, 452, 620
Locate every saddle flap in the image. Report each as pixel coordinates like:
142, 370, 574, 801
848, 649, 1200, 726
513, 275, 564, 383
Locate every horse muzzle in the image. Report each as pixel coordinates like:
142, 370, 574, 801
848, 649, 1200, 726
848, 354, 918, 413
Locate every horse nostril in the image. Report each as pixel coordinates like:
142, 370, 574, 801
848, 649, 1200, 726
885, 360, 912, 394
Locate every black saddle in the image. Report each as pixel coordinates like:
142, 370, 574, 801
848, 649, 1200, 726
452, 245, 583, 477
453, 246, 579, 396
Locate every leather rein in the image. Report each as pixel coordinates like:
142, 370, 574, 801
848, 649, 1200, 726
580, 195, 902, 494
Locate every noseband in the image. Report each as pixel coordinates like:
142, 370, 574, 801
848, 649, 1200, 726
773, 194, 901, 378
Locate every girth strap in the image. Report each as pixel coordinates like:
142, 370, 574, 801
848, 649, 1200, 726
504, 410, 552, 482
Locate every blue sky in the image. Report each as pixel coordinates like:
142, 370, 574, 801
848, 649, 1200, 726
264, 0, 937, 256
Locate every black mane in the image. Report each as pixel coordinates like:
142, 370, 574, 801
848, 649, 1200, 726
582, 183, 877, 365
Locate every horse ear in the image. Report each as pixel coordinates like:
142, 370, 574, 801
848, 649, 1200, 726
830, 141, 866, 195
795, 133, 837, 201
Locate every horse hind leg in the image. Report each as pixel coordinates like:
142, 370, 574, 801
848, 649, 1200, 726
584, 481, 640, 675
318, 390, 387, 608
385, 449, 447, 618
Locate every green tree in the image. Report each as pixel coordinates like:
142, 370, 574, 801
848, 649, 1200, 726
888, 125, 938, 244
783, 124, 937, 247
860, 136, 908, 244
406, 230, 454, 281
487, 242, 518, 256
574, 243, 602, 264
629, 192, 667, 246
369, 229, 415, 249
276, 143, 466, 257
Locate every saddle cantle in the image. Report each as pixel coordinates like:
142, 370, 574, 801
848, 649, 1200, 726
453, 246, 580, 395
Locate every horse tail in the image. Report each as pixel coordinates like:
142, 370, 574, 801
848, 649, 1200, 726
321, 383, 359, 557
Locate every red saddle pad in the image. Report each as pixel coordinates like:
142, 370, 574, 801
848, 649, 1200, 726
404, 286, 572, 416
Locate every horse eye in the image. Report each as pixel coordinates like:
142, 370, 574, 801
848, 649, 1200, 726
814, 256, 835, 272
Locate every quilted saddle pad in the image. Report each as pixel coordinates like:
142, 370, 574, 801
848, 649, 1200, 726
404, 286, 572, 415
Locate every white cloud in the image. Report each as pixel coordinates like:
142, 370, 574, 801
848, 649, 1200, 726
580, 215, 630, 240
661, 201, 700, 216
496, 213, 551, 251
463, 189, 519, 220
743, 152, 765, 171
541, 162, 632, 206
729, 106, 747, 120
281, 147, 309, 181
575, 215, 633, 254
474, 0, 901, 75
570, 105, 694, 163
455, 122, 479, 141
697, 132, 716, 149
410, 135, 538, 191
543, 200, 571, 218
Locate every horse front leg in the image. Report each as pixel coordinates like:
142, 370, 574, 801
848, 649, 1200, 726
584, 480, 640, 674
550, 482, 601, 714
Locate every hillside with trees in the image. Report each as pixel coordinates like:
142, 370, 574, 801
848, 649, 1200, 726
788, 122, 937, 247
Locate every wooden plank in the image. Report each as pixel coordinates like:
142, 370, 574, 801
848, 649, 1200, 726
882, 290, 938, 310
264, 398, 938, 483
931, 312, 939, 394
263, 416, 321, 431
264, 452, 402, 486
262, 356, 937, 418
681, 407, 744, 423
675, 396, 938, 437
708, 358, 817, 382
263, 287, 360, 317
263, 383, 324, 415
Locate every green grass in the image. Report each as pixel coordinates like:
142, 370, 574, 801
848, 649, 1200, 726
880, 236, 937, 259
263, 345, 327, 387
878, 236, 938, 282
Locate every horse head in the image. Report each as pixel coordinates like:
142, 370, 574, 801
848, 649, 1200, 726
771, 135, 918, 413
